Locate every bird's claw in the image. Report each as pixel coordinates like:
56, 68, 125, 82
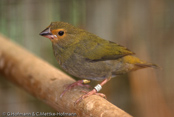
60, 80, 91, 98
75, 89, 106, 104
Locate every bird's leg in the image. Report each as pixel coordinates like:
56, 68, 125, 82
60, 79, 90, 98
75, 77, 111, 104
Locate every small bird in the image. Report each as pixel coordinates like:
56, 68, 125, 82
40, 22, 158, 103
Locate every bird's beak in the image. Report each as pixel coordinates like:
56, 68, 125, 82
40, 27, 56, 39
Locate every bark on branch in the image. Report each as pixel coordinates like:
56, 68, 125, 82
0, 34, 132, 117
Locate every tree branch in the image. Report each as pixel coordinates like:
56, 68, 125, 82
0, 34, 132, 117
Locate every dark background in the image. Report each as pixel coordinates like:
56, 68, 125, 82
0, 0, 173, 117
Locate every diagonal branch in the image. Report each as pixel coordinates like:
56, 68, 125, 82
0, 34, 132, 117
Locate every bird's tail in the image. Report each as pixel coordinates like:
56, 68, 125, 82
122, 55, 160, 71
135, 63, 160, 69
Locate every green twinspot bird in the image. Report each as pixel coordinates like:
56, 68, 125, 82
40, 22, 158, 104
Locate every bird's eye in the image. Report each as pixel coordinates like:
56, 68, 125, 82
58, 31, 64, 36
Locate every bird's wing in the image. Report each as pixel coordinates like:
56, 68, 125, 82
74, 37, 134, 62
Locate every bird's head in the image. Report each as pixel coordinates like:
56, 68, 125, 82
40, 22, 82, 45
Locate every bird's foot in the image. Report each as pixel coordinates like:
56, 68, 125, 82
60, 79, 90, 98
75, 89, 106, 104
